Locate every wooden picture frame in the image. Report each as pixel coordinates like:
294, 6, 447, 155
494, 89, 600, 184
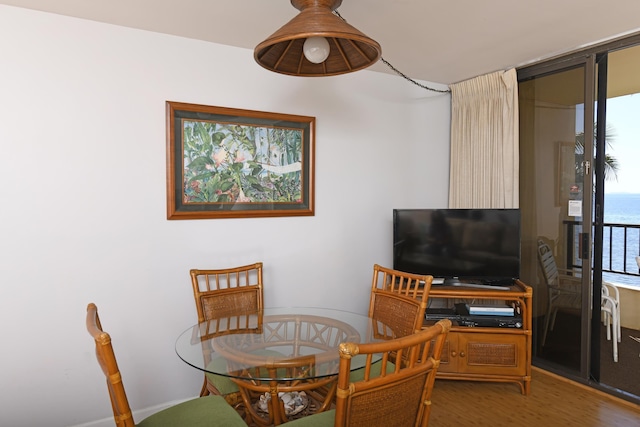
166, 102, 315, 220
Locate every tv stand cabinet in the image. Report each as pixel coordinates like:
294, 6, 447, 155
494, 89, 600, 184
423, 279, 532, 395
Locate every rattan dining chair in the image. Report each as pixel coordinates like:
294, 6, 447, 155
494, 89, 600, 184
190, 262, 264, 401
280, 319, 452, 427
343, 265, 433, 383
85, 303, 245, 427
368, 264, 432, 339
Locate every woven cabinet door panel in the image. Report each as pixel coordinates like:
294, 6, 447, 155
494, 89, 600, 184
456, 332, 526, 376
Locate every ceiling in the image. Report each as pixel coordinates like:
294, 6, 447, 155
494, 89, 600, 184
2, 0, 640, 85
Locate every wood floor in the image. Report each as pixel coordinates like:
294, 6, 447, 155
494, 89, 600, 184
429, 367, 640, 427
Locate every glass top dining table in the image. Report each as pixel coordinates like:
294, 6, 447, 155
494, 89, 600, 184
175, 306, 391, 381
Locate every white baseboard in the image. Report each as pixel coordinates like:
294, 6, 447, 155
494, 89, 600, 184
70, 398, 189, 427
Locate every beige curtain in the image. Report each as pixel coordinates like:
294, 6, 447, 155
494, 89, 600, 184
449, 68, 519, 208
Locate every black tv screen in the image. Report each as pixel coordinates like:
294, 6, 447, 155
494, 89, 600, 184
393, 209, 521, 285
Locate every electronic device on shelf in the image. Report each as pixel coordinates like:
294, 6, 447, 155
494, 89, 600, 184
467, 304, 515, 316
393, 208, 521, 287
424, 303, 523, 329
458, 316, 523, 329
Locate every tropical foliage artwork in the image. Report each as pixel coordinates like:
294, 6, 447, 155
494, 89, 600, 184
182, 120, 303, 206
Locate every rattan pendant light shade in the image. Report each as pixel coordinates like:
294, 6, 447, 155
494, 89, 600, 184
254, 0, 381, 77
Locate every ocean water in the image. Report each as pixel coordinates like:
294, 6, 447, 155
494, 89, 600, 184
602, 193, 640, 286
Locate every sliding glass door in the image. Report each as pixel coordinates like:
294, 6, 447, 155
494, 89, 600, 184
518, 58, 595, 379
518, 36, 640, 403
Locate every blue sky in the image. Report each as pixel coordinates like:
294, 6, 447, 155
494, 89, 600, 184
604, 94, 640, 194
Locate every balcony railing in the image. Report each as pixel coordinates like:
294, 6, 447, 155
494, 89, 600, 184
564, 220, 640, 281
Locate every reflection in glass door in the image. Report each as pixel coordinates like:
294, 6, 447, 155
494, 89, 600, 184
518, 60, 595, 379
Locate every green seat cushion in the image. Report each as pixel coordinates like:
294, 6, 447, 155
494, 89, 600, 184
205, 348, 286, 395
280, 409, 335, 426
348, 356, 396, 383
205, 357, 239, 395
137, 395, 245, 427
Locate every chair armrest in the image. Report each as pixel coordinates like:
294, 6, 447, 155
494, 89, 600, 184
555, 273, 581, 294
602, 282, 620, 302
601, 294, 618, 313
557, 267, 580, 277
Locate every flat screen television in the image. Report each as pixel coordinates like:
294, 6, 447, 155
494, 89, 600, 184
393, 208, 521, 285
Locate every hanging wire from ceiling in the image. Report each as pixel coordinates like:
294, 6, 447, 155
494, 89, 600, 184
333, 10, 451, 94
378, 57, 451, 93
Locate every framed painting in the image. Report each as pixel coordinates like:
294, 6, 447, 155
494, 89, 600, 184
166, 102, 315, 219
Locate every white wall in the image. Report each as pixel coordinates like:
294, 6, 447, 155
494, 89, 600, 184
0, 6, 451, 427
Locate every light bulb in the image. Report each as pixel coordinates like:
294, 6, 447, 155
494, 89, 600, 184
303, 37, 330, 64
